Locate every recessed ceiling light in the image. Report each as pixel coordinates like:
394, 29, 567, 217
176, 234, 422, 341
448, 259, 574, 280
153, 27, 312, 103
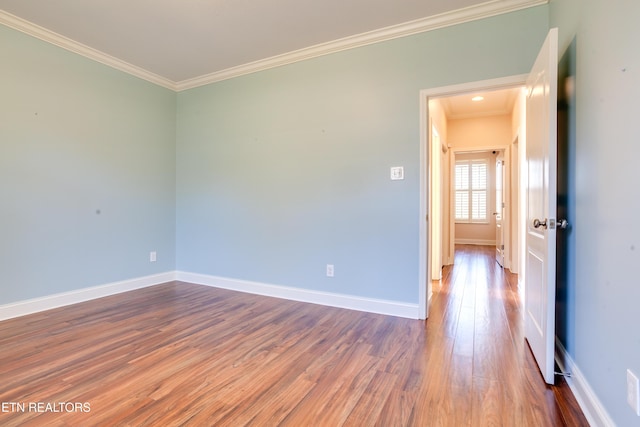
472, 96, 484, 102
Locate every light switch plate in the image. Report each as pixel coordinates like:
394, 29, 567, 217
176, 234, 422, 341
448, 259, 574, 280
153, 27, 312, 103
390, 166, 404, 180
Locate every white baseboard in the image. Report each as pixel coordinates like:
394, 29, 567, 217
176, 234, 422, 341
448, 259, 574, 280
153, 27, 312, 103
0, 271, 420, 322
555, 337, 615, 427
0, 272, 176, 321
176, 271, 420, 319
455, 238, 497, 246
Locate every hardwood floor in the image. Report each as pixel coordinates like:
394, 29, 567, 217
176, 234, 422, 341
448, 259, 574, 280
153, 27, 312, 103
0, 245, 587, 426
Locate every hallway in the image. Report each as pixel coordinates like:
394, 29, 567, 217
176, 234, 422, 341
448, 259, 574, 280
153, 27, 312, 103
423, 244, 586, 425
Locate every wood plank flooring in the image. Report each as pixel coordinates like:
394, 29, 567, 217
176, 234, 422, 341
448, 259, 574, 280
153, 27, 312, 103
0, 245, 587, 426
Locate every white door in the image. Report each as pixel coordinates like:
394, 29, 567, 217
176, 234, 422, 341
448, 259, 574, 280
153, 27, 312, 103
495, 154, 505, 267
525, 28, 558, 385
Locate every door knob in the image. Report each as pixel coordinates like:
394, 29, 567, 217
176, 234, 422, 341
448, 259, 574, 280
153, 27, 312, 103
533, 218, 547, 229
557, 219, 569, 229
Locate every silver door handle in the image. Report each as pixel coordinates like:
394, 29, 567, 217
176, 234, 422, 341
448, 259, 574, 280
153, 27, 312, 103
557, 219, 569, 229
533, 218, 547, 229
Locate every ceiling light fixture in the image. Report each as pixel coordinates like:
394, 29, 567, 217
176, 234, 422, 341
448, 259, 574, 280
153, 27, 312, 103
471, 96, 484, 102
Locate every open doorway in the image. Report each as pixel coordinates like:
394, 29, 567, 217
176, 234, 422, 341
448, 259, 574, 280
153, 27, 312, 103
419, 76, 527, 319
453, 149, 502, 248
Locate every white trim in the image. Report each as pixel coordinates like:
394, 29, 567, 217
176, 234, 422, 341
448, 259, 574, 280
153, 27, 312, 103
0, 271, 420, 322
449, 144, 511, 153
555, 338, 615, 427
0, 272, 176, 321
177, 0, 545, 90
176, 271, 420, 319
0, 10, 176, 91
422, 75, 528, 100
419, 94, 429, 320
1, 1, 546, 92
455, 238, 497, 245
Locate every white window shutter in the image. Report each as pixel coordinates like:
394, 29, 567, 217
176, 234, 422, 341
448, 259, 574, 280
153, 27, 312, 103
455, 159, 488, 223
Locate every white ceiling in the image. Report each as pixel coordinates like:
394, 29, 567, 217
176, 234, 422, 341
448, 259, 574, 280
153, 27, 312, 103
440, 87, 522, 120
0, 0, 545, 90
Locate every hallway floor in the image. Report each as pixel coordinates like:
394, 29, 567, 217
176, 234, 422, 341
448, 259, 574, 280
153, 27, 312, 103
424, 244, 587, 425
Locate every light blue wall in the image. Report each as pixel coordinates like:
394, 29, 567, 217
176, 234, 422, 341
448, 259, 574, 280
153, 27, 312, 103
551, 0, 640, 424
176, 6, 549, 303
0, 25, 177, 304
3, 2, 637, 422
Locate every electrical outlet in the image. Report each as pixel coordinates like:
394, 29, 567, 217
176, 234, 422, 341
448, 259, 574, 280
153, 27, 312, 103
326, 264, 334, 277
628, 369, 640, 416
150, 251, 157, 262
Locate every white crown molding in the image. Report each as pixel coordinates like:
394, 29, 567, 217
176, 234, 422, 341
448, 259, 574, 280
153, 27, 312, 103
0, 10, 177, 91
1, 0, 546, 92
176, 0, 547, 91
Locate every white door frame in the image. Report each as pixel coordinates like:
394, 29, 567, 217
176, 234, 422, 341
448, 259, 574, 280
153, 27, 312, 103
496, 151, 506, 267
419, 74, 527, 319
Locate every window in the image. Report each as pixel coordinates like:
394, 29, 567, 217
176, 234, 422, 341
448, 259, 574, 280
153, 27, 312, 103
455, 159, 488, 223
